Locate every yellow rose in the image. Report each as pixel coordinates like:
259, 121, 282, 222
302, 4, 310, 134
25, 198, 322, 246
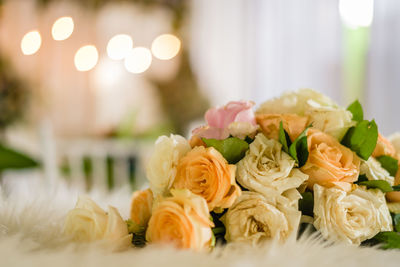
256, 114, 308, 142
146, 189, 213, 251
146, 134, 191, 196
301, 128, 360, 191
173, 146, 241, 211
64, 196, 132, 251
236, 133, 308, 196
130, 188, 153, 231
222, 189, 301, 245
313, 184, 392, 245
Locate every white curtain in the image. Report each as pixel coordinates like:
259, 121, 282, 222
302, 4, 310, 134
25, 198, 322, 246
189, 0, 344, 106
366, 0, 400, 135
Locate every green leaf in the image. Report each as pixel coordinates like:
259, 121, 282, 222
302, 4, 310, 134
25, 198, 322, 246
0, 144, 39, 171
279, 121, 291, 154
202, 137, 249, 164
358, 180, 393, 193
288, 126, 310, 167
341, 120, 378, 160
298, 192, 314, 217
392, 214, 400, 233
347, 100, 364, 122
356, 174, 368, 183
377, 155, 399, 177
364, 231, 400, 249
392, 185, 400, 191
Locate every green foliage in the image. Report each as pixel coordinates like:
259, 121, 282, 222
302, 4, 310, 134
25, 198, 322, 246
299, 192, 314, 217
347, 100, 364, 122
363, 231, 400, 250
278, 122, 310, 167
126, 219, 146, 248
392, 213, 400, 233
376, 155, 399, 177
279, 121, 291, 154
210, 211, 227, 245
358, 180, 393, 193
203, 137, 249, 164
341, 120, 378, 160
0, 144, 39, 171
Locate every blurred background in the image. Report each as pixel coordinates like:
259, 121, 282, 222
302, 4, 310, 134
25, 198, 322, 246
0, 0, 399, 191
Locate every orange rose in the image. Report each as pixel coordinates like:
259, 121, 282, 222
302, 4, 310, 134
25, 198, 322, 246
301, 128, 360, 191
173, 146, 241, 211
256, 114, 308, 142
372, 133, 396, 158
189, 135, 206, 148
146, 189, 213, 250
130, 188, 153, 229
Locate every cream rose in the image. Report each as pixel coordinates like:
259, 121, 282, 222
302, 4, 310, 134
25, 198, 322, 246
360, 157, 394, 185
146, 134, 191, 196
146, 189, 213, 251
222, 189, 301, 245
173, 146, 241, 211
301, 128, 360, 191
313, 184, 392, 245
256, 113, 308, 142
256, 89, 354, 140
64, 196, 132, 250
130, 188, 153, 231
236, 133, 308, 196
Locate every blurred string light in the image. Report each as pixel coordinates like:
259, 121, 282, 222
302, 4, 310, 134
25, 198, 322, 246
124, 47, 152, 74
339, 0, 374, 28
52, 16, 74, 41
21, 30, 41, 55
151, 34, 181, 60
74, 45, 99, 72
107, 34, 133, 60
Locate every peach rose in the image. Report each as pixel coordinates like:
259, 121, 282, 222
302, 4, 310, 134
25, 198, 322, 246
256, 114, 308, 142
301, 128, 360, 191
373, 133, 396, 158
146, 189, 213, 250
173, 146, 241, 212
130, 188, 153, 231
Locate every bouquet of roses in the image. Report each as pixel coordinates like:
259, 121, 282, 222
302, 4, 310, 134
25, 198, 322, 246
64, 89, 400, 251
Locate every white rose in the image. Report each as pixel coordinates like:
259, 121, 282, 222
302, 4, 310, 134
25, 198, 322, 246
236, 133, 308, 196
360, 157, 394, 185
313, 184, 392, 245
256, 89, 354, 140
305, 100, 355, 140
222, 189, 301, 245
146, 134, 191, 196
228, 121, 259, 140
389, 133, 400, 154
64, 196, 132, 250
256, 89, 337, 115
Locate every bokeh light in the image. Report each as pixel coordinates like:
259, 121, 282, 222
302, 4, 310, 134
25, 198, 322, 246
52, 16, 74, 41
151, 34, 181, 60
74, 45, 99, 72
21, 30, 41, 55
339, 0, 374, 28
107, 34, 133, 60
124, 47, 152, 74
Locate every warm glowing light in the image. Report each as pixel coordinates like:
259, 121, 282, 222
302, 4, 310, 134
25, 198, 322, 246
107, 34, 133, 60
93, 57, 124, 89
339, 0, 374, 28
151, 34, 181, 60
52, 16, 74, 41
21, 31, 41, 55
124, 47, 152, 74
74, 45, 99, 72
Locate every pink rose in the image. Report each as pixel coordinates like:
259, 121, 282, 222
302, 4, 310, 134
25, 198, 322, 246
193, 101, 258, 140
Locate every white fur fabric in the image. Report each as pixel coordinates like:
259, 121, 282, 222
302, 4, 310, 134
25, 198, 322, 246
1, 176, 400, 267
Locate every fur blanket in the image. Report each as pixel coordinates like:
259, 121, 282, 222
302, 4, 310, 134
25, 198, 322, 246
1, 176, 400, 267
